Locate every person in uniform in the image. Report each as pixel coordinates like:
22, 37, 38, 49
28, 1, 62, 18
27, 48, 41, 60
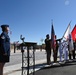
45, 34, 51, 65
0, 25, 10, 75
68, 34, 74, 61
63, 40, 68, 62
59, 39, 63, 62
73, 40, 76, 59
69, 40, 76, 60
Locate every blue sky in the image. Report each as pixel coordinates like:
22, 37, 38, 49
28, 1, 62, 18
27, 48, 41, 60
0, 0, 76, 44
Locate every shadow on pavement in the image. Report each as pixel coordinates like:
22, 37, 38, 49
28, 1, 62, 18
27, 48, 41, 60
27, 60, 76, 70
30, 60, 76, 75
41, 60, 76, 70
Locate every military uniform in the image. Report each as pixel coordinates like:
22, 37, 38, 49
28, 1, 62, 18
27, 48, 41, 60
69, 41, 76, 60
0, 25, 10, 63
58, 40, 63, 62
73, 41, 76, 59
63, 41, 68, 61
45, 34, 51, 65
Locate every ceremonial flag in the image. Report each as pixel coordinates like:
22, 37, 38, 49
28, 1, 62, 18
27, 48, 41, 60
51, 24, 56, 49
63, 23, 74, 51
71, 25, 76, 41
63, 24, 70, 39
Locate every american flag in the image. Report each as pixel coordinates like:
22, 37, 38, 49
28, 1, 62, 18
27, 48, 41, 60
51, 25, 56, 49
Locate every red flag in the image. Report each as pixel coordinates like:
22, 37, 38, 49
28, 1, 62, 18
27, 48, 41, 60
51, 25, 56, 49
71, 25, 76, 41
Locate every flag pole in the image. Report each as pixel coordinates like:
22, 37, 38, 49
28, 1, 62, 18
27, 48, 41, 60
62, 21, 72, 39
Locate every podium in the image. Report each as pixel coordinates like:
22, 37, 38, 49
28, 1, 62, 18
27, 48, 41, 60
20, 42, 37, 75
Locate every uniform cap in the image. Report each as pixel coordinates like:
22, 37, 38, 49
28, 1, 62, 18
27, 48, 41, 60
1, 24, 9, 29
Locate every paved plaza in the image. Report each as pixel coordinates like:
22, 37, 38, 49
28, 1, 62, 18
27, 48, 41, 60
4, 49, 76, 75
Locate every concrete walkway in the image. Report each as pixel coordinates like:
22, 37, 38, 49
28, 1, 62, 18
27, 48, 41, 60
3, 49, 75, 75
4, 59, 47, 75
4, 50, 47, 75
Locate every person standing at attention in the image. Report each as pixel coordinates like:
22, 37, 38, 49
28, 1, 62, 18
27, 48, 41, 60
0, 25, 10, 75
45, 34, 51, 65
